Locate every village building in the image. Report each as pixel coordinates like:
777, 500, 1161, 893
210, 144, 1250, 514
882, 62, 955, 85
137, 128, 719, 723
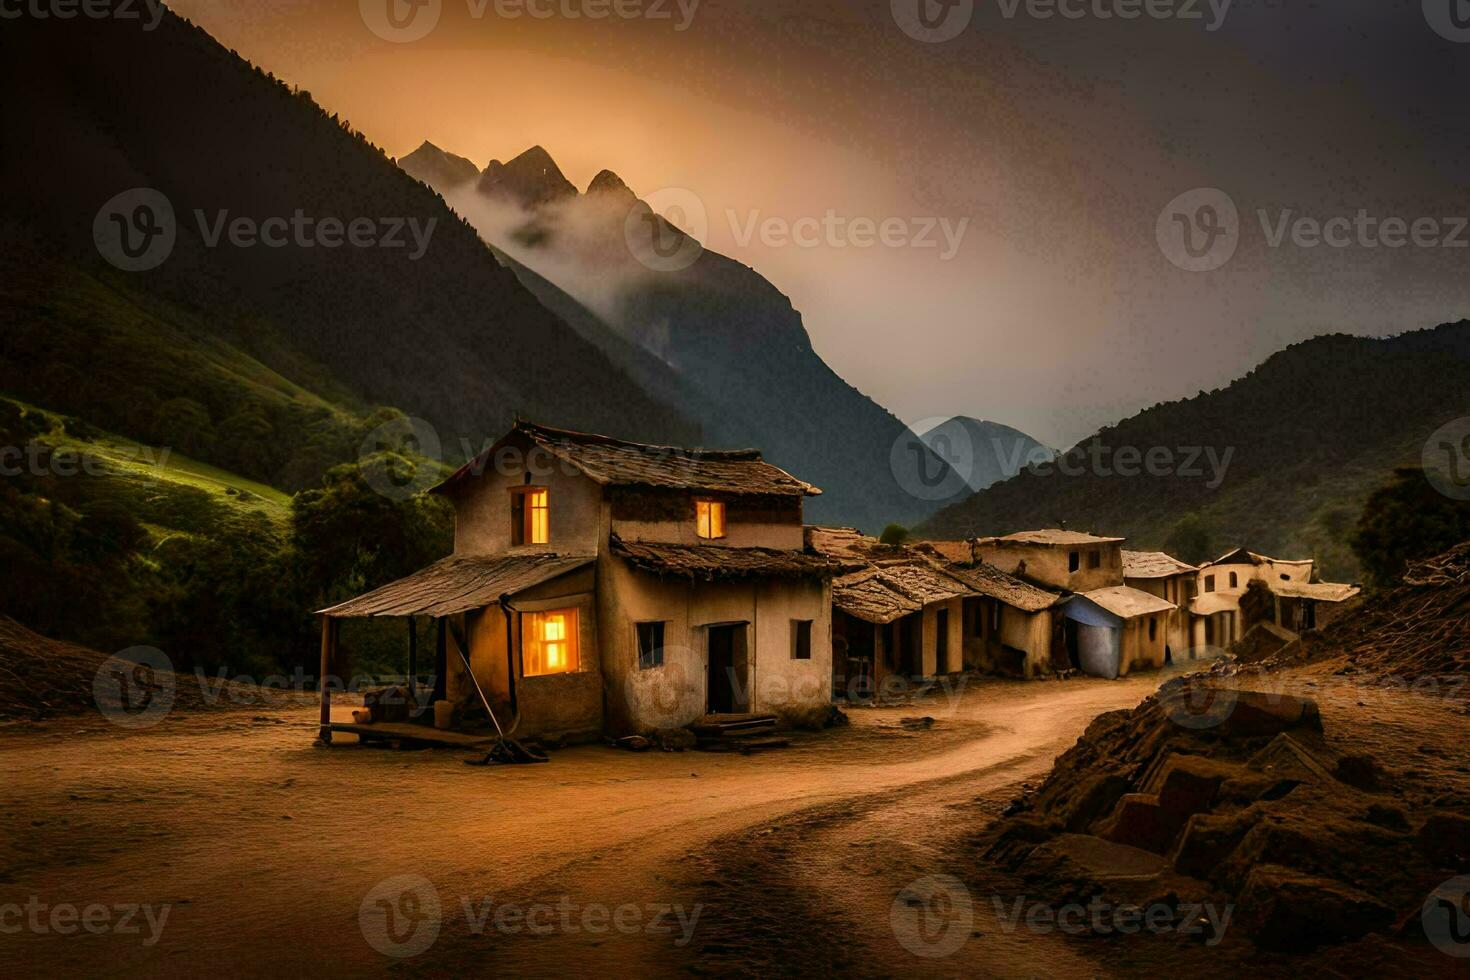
972, 530, 1180, 679
1192, 548, 1360, 649
316, 420, 851, 744
1122, 550, 1199, 661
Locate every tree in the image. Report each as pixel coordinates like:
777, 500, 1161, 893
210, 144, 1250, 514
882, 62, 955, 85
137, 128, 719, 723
880, 524, 909, 547
1165, 513, 1214, 565
1351, 467, 1470, 587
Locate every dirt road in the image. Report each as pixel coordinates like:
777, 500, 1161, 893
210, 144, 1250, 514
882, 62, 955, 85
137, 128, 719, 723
0, 670, 1188, 978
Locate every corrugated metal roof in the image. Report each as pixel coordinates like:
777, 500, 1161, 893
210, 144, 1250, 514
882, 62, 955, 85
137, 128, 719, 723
434, 420, 820, 498
318, 553, 595, 618
1075, 586, 1176, 620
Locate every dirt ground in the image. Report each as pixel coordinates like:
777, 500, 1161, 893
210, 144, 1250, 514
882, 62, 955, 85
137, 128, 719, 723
3, 660, 1463, 978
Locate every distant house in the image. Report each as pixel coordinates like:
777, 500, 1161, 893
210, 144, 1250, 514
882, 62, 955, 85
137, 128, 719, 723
1122, 550, 1200, 662
317, 420, 851, 743
973, 530, 1180, 679
1192, 548, 1360, 646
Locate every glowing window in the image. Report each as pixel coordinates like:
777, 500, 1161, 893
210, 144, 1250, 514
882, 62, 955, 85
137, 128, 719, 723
696, 500, 727, 540
511, 487, 549, 546
524, 608, 579, 676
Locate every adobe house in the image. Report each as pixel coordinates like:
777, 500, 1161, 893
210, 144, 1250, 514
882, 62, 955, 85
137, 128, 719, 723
1122, 550, 1199, 662
806, 528, 970, 697
316, 420, 850, 744
924, 550, 1066, 679
1191, 548, 1359, 647
973, 529, 1128, 593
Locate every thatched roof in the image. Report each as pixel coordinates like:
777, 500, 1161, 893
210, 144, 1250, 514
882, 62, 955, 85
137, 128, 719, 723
977, 529, 1125, 547
318, 553, 594, 618
434, 420, 820, 498
610, 535, 853, 581
832, 561, 974, 624
1075, 586, 1176, 620
1122, 550, 1198, 579
937, 561, 1062, 613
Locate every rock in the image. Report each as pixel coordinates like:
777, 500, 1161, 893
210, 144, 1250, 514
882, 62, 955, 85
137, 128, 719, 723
1416, 813, 1470, 868
900, 716, 935, 730
1169, 809, 1259, 879
1096, 755, 1228, 853
1217, 691, 1322, 738
1234, 865, 1392, 951
654, 728, 697, 752
616, 735, 653, 752
1061, 773, 1131, 833
1362, 804, 1409, 832
1333, 754, 1382, 791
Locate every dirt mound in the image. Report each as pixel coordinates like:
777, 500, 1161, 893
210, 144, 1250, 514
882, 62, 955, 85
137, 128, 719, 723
0, 616, 302, 720
980, 676, 1469, 956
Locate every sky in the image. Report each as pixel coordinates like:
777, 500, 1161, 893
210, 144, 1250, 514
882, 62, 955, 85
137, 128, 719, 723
168, 0, 1470, 449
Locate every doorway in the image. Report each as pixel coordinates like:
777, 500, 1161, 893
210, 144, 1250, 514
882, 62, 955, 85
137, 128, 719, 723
707, 624, 749, 715
935, 609, 950, 674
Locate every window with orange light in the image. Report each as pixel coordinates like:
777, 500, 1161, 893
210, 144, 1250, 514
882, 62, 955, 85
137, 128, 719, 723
523, 608, 579, 676
696, 500, 727, 540
510, 487, 550, 546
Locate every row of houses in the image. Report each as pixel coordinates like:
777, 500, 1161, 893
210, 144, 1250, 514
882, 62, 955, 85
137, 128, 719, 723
315, 420, 1358, 746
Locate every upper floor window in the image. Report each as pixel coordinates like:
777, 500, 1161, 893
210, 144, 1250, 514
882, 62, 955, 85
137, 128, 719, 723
1088, 550, 1102, 569
1068, 551, 1081, 572
696, 500, 727, 540
524, 608, 578, 676
1205, 575, 1216, 593
1229, 572, 1239, 589
511, 487, 549, 546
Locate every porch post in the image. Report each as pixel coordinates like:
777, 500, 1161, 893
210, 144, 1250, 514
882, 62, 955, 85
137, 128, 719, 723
318, 616, 337, 744
406, 616, 418, 704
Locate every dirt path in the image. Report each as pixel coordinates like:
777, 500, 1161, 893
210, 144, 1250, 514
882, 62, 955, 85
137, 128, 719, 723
0, 670, 1185, 978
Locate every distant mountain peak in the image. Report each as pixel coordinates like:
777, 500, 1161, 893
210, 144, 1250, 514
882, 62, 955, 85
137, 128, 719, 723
921, 416, 1055, 492
479, 144, 578, 208
588, 169, 635, 201
399, 140, 481, 189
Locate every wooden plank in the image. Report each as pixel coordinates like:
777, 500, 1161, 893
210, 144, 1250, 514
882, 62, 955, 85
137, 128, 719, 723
328, 722, 496, 748
318, 617, 336, 744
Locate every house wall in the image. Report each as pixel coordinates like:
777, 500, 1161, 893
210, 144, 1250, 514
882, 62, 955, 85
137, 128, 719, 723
1258, 559, 1314, 586
444, 567, 604, 741
962, 597, 1053, 678
450, 436, 606, 556
596, 553, 832, 735
1126, 574, 1192, 658
1119, 615, 1169, 675
976, 542, 1124, 592
921, 598, 965, 675
1198, 562, 1255, 600
610, 488, 804, 550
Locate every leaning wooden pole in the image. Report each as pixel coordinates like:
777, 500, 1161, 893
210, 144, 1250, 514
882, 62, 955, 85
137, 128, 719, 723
318, 616, 336, 744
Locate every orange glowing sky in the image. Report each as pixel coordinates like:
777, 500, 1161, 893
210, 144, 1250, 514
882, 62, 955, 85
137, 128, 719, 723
168, 0, 1470, 448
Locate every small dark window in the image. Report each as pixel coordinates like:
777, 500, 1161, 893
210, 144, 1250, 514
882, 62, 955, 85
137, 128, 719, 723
1205, 575, 1216, 593
1088, 550, 1101, 569
991, 603, 1004, 632
1280, 573, 1290, 581
1149, 617, 1158, 641
1068, 551, 1081, 572
791, 620, 813, 660
636, 622, 665, 670
972, 602, 985, 638
1229, 572, 1239, 589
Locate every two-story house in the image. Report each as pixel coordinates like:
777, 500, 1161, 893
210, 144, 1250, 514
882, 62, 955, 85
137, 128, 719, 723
317, 420, 849, 744
1192, 548, 1360, 647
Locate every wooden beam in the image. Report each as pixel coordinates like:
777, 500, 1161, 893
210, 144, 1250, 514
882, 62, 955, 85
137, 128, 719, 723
406, 615, 418, 705
318, 616, 336, 744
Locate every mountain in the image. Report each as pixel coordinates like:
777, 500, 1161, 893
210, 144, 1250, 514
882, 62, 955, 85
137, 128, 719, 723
916, 323, 1470, 580
399, 141, 481, 190
0, 6, 698, 495
919, 417, 1055, 493
401, 143, 964, 530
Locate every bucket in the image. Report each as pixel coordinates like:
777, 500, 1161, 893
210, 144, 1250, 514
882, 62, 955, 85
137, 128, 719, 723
434, 700, 454, 731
